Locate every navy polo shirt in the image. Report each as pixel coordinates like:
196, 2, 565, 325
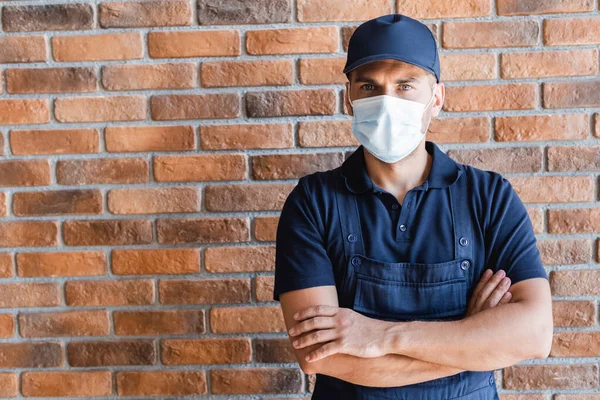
273, 141, 548, 301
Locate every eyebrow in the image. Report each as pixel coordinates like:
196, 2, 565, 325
354, 75, 420, 84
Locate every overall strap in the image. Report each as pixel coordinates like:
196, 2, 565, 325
335, 175, 366, 259
449, 166, 474, 267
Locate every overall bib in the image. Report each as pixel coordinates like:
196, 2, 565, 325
311, 168, 500, 400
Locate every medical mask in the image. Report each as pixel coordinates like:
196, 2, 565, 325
348, 87, 436, 163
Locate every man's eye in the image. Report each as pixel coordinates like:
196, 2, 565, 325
400, 84, 413, 91
361, 84, 375, 91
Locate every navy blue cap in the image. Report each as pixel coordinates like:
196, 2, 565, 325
344, 14, 440, 83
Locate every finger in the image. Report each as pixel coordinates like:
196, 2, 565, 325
289, 316, 336, 336
481, 277, 511, 310
467, 269, 493, 311
294, 305, 338, 321
292, 329, 338, 349
499, 291, 512, 304
474, 270, 507, 310
306, 342, 340, 362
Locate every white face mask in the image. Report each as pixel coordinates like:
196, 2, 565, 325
348, 86, 436, 164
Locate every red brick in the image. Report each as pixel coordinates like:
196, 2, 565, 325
117, 371, 206, 396
22, 371, 112, 397
0, 282, 60, 307
0, 193, 5, 217
17, 251, 106, 277
252, 153, 344, 180
201, 59, 293, 87
255, 276, 275, 302
498, 0, 593, 15
205, 246, 275, 273
1, 4, 94, 31
205, 184, 295, 211
538, 239, 591, 265
210, 306, 285, 333
447, 147, 541, 174
108, 187, 199, 214
443, 20, 539, 48
503, 364, 598, 390
200, 123, 293, 150
397, 0, 489, 18
162, 338, 251, 364
495, 114, 589, 142
0, 99, 50, 125
102, 62, 197, 90
246, 89, 336, 117
10, 128, 100, 155
154, 154, 246, 182
112, 248, 199, 275
57, 158, 149, 185
0, 160, 51, 186
298, 57, 346, 85
502, 49, 598, 79
254, 216, 279, 241
298, 120, 360, 147
52, 32, 143, 61
0, 36, 47, 63
211, 368, 303, 394
65, 279, 154, 306
444, 84, 536, 112
543, 81, 600, 109
114, 309, 205, 335
544, 17, 600, 46
553, 300, 596, 327
0, 221, 58, 247
55, 95, 146, 122
157, 217, 249, 244
0, 314, 15, 337
550, 270, 600, 296
0, 253, 20, 280
99, 0, 192, 27
6, 67, 97, 94
148, 30, 240, 58
596, 113, 600, 138
0, 373, 17, 398
247, 27, 338, 55
254, 337, 296, 363
151, 93, 239, 120
440, 53, 497, 81
549, 208, 600, 234
508, 176, 593, 203
68, 340, 156, 366
551, 331, 600, 357
298, 0, 391, 21
0, 132, 4, 156
63, 220, 152, 246
105, 125, 195, 152
0, 342, 62, 368
13, 190, 102, 216
526, 208, 543, 235
548, 146, 600, 171
159, 278, 251, 304
19, 310, 109, 337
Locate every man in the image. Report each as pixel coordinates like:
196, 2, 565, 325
273, 13, 553, 399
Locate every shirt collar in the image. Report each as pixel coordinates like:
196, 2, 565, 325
340, 141, 463, 194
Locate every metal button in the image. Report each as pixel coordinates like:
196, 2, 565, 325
347, 234, 357, 243
459, 237, 469, 247
351, 256, 362, 266
489, 375, 494, 385
391, 203, 399, 211
460, 260, 470, 270
399, 224, 407, 232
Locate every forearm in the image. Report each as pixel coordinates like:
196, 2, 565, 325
304, 342, 465, 387
384, 301, 552, 371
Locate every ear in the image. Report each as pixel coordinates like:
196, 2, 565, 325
345, 81, 353, 116
430, 83, 444, 118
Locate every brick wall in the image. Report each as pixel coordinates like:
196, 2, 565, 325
0, 0, 599, 398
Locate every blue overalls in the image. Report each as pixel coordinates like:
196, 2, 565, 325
310, 165, 500, 400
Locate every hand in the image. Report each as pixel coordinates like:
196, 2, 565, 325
288, 305, 388, 362
465, 268, 511, 317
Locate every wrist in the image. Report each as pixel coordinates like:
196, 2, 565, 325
382, 320, 411, 355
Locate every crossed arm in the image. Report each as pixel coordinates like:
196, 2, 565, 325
279, 275, 552, 387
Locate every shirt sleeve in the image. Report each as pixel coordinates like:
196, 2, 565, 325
273, 176, 336, 301
484, 174, 548, 284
